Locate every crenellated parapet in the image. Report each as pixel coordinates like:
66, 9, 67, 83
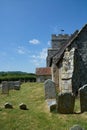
51, 34, 70, 49
52, 34, 70, 41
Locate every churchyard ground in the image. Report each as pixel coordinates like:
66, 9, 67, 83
0, 82, 87, 130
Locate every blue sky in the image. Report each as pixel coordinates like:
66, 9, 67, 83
0, 0, 87, 73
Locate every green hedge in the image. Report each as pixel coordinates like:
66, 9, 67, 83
0, 71, 36, 83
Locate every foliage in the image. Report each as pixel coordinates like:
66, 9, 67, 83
0, 83, 87, 130
0, 71, 36, 83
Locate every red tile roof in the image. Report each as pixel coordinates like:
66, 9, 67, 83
36, 67, 51, 76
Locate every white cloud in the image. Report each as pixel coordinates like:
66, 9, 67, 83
32, 48, 47, 60
29, 39, 40, 45
17, 46, 26, 54
18, 49, 25, 54
16, 46, 31, 55
31, 48, 47, 67
39, 48, 47, 60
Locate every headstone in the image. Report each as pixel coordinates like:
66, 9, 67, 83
57, 92, 75, 114
1, 81, 21, 93
46, 99, 57, 112
79, 84, 87, 113
70, 125, 84, 130
14, 81, 21, 90
44, 79, 56, 99
19, 103, 28, 110
8, 81, 14, 90
0, 84, 2, 88
4, 102, 13, 109
2, 81, 9, 94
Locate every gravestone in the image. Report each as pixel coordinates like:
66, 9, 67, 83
19, 103, 28, 110
70, 125, 84, 130
2, 81, 9, 94
57, 92, 75, 114
1, 81, 21, 94
14, 81, 21, 90
44, 79, 56, 99
0, 84, 2, 88
79, 84, 87, 113
4, 102, 13, 109
8, 81, 14, 90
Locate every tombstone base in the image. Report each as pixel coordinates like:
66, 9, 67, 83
46, 99, 57, 112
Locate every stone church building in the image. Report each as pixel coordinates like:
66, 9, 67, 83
47, 24, 87, 95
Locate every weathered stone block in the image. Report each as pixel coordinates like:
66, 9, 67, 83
44, 79, 56, 99
79, 84, 87, 113
2, 81, 9, 94
2, 81, 21, 92
70, 125, 84, 130
46, 99, 57, 112
8, 81, 14, 90
14, 81, 21, 90
8, 81, 21, 90
4, 102, 13, 109
50, 104, 56, 112
57, 92, 75, 114
19, 103, 28, 110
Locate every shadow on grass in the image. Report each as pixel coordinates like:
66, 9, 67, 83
51, 109, 82, 115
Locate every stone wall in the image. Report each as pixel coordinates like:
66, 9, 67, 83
46, 49, 58, 66
71, 26, 87, 94
76, 28, 87, 86
51, 63, 59, 89
51, 34, 70, 48
58, 48, 75, 93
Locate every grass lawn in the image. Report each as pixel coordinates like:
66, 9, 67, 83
0, 82, 87, 130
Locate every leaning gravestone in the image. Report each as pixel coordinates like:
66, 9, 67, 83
44, 79, 56, 99
2, 81, 9, 94
79, 84, 87, 113
57, 92, 75, 114
70, 125, 84, 130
